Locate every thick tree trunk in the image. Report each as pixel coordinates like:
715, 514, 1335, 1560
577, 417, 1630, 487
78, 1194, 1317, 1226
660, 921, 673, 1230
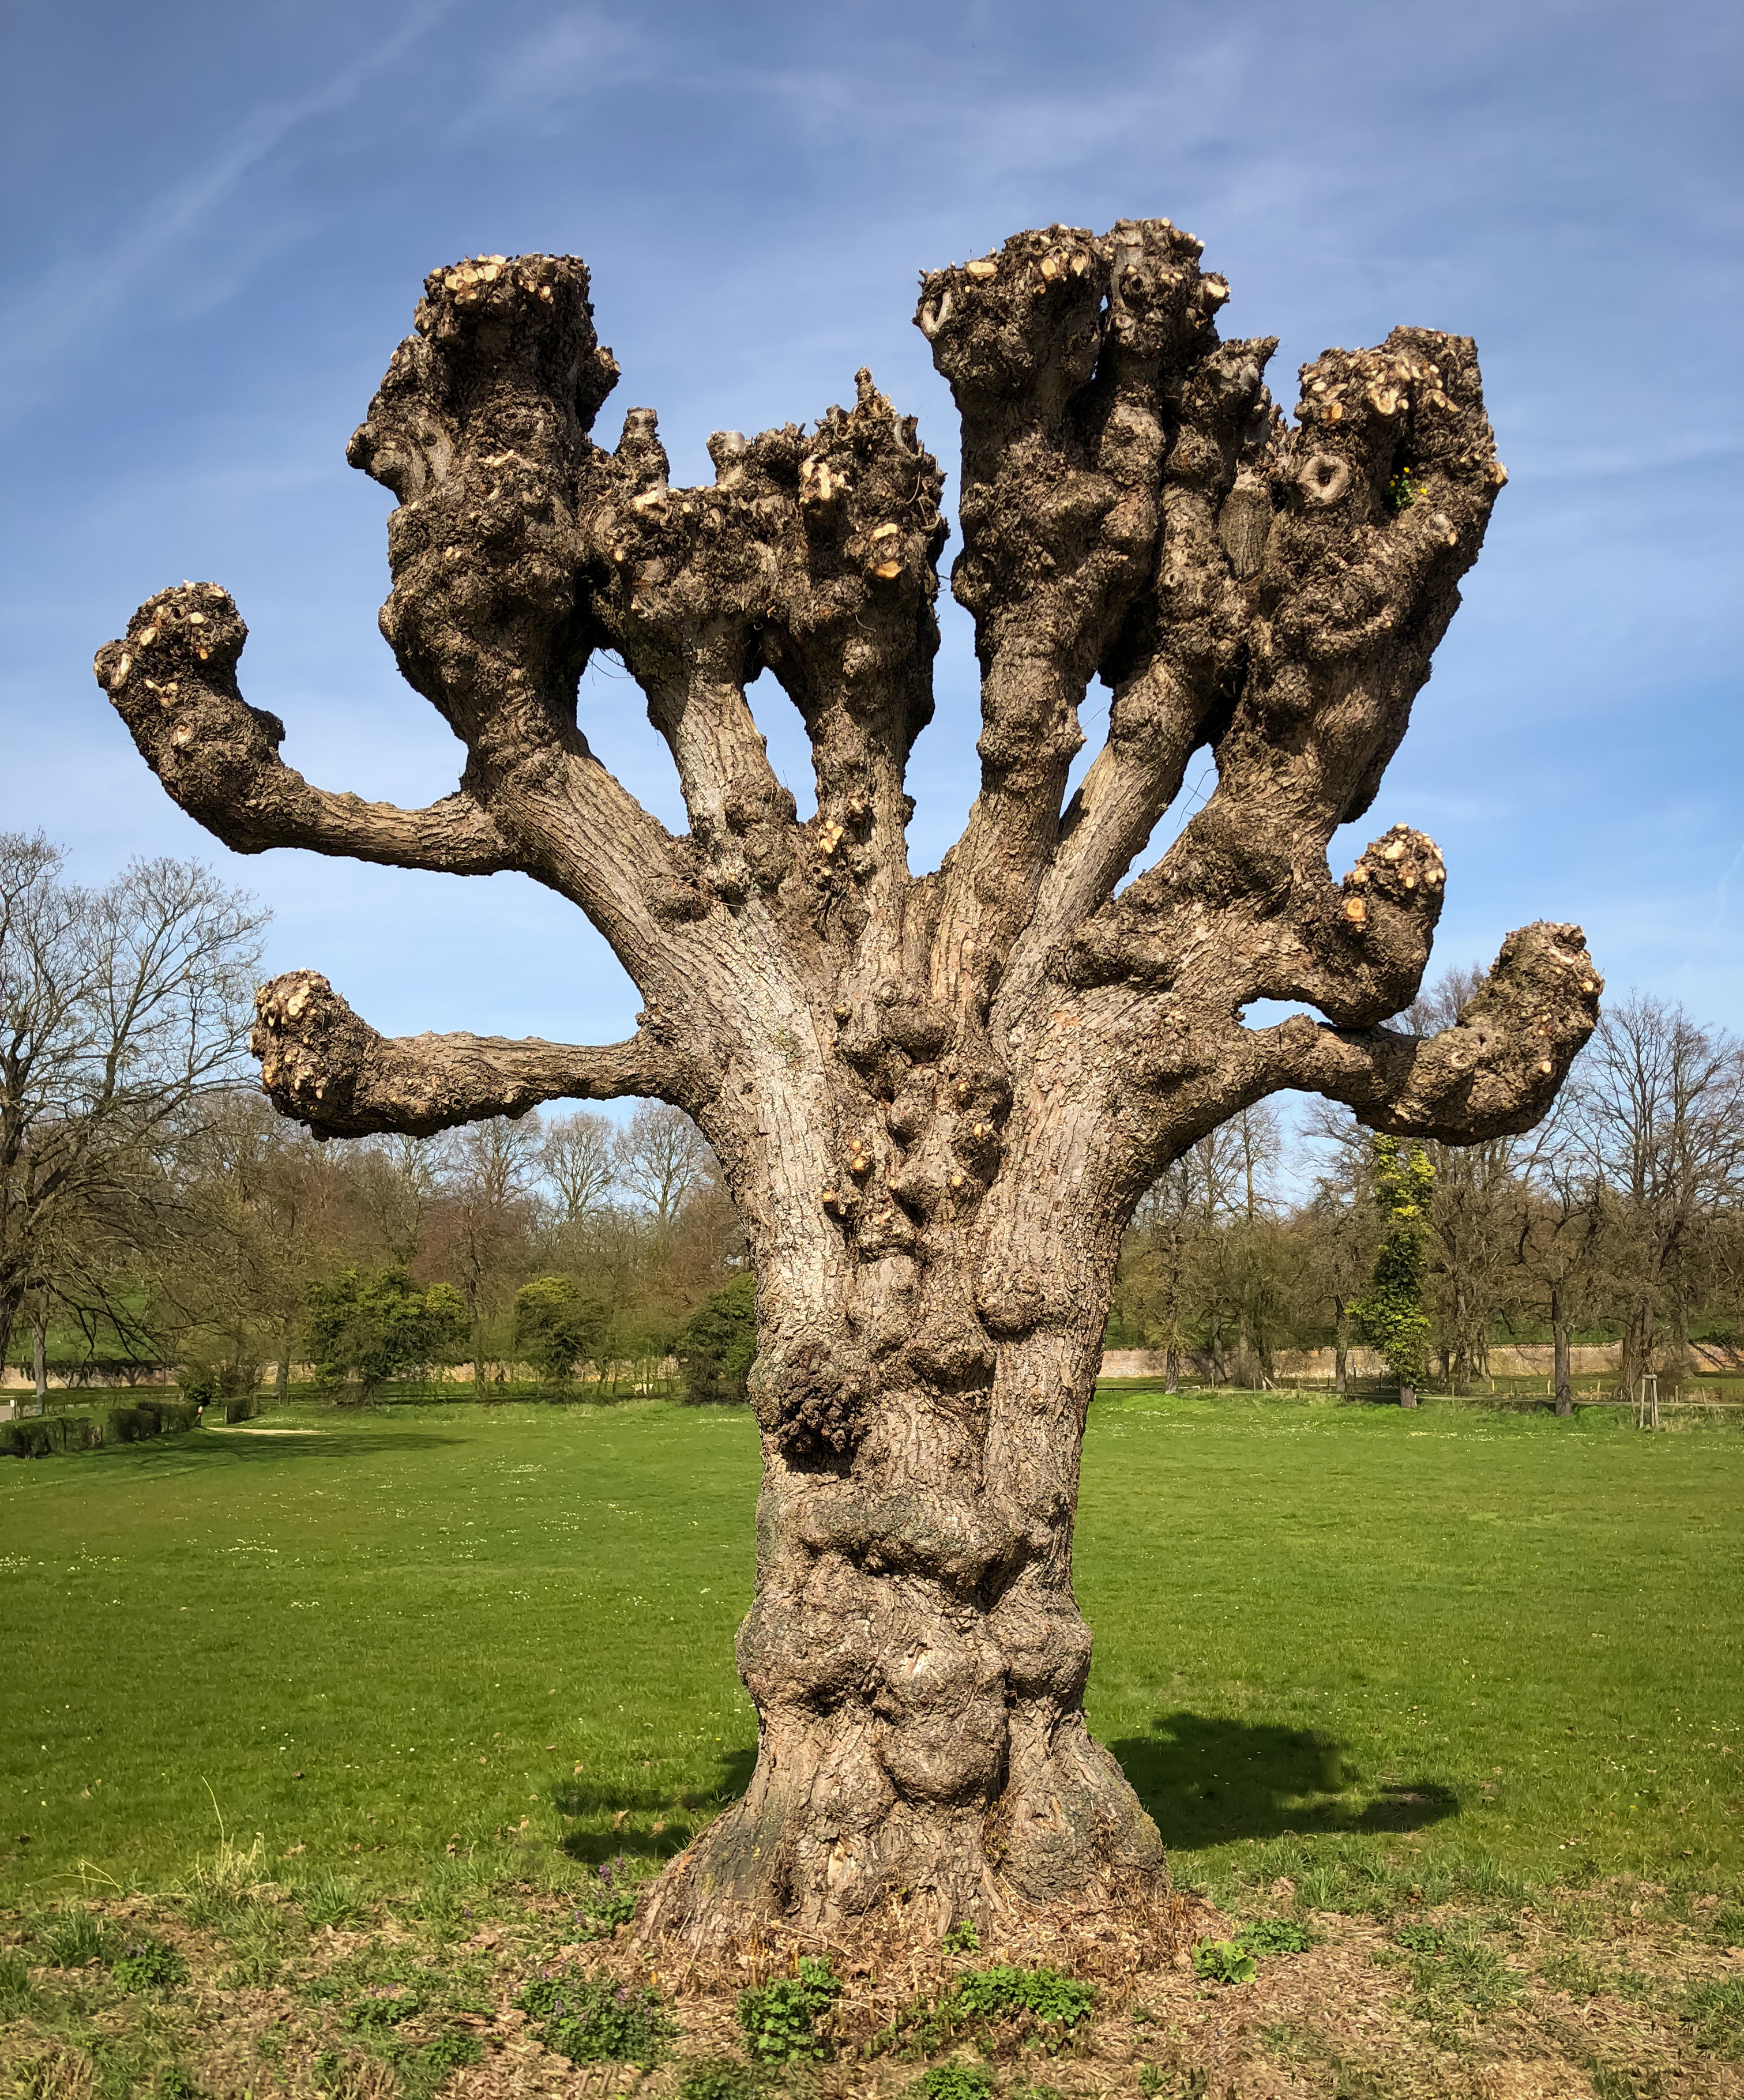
276, 1326, 291, 1405
639, 1258, 1162, 1941
32, 1313, 47, 1414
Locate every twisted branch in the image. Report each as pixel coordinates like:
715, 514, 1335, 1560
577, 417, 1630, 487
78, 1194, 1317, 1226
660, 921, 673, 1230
95, 587, 517, 876
251, 971, 682, 1139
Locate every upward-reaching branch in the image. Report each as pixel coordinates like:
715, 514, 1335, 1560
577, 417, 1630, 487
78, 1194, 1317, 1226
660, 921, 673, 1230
918, 220, 1231, 1012
575, 371, 948, 977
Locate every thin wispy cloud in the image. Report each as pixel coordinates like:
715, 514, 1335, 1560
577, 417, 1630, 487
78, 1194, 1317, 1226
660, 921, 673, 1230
457, 7, 656, 132
0, 3, 456, 420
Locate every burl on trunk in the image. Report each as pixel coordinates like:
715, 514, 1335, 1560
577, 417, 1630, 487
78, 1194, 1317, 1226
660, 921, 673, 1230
96, 222, 1599, 1940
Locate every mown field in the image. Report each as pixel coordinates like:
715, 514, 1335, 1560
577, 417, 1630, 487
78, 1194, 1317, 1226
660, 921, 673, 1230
5, 1388, 1744, 2098
3, 1386, 1741, 1900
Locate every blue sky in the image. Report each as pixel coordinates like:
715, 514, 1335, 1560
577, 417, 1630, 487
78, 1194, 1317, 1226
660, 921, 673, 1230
3, 0, 1740, 1064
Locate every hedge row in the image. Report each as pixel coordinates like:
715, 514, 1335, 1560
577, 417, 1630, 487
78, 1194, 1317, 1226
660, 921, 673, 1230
107, 1399, 199, 1443
1, 1414, 104, 1458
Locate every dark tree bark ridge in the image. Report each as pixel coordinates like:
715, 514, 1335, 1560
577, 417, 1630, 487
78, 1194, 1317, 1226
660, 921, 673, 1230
97, 227, 1601, 1941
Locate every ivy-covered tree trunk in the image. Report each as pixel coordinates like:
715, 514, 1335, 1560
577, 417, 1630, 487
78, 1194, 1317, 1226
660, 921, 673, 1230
1356, 1137, 1435, 1406
98, 224, 1600, 1940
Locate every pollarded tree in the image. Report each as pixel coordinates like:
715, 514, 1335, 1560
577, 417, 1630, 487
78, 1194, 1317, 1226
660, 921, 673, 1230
96, 223, 1601, 1940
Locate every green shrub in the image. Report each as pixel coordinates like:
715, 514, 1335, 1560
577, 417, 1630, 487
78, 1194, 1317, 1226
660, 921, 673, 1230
515, 1972, 677, 2066
675, 1273, 756, 1406
110, 1934, 189, 1991
224, 1391, 261, 1424
177, 1363, 221, 1410
737, 1955, 841, 2063
1, 1414, 103, 1458
1191, 1940, 1256, 1986
304, 1267, 468, 1398
107, 1399, 196, 1444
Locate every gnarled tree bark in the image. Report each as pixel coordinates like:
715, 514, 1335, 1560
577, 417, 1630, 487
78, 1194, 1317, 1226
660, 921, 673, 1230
97, 228, 1600, 1942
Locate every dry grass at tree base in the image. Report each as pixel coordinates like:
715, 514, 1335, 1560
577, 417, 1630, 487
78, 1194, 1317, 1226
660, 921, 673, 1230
3, 1866, 1743, 2100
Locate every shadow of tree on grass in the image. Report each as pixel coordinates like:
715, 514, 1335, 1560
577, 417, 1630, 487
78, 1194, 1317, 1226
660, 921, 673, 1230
555, 1747, 757, 1864
1109, 1711, 1459, 1850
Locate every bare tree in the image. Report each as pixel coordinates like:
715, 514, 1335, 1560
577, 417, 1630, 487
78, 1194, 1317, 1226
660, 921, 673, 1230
540, 1107, 617, 1224
1513, 1125, 1609, 1414
159, 1087, 359, 1399
614, 1101, 713, 1232
353, 1133, 444, 1266
1299, 1140, 1377, 1394
1566, 993, 1744, 1394
99, 228, 1599, 1937
427, 1116, 542, 1393
0, 836, 264, 1398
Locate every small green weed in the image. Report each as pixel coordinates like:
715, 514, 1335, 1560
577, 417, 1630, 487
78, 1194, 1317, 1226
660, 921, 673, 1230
1404, 1925, 1520, 2021
1294, 1867, 1344, 1912
1393, 1921, 1444, 1954
737, 1956, 841, 2063
1385, 468, 1422, 512
110, 1935, 189, 1992
954, 1965, 1096, 2027
942, 1920, 982, 1954
40, 1906, 117, 1967
302, 1876, 365, 1930
876, 1963, 1096, 2059
911, 2066, 995, 2100
1192, 1940, 1256, 1985
1681, 1975, 1744, 2058
516, 1971, 677, 2066
1238, 1918, 1315, 1955
156, 2067, 201, 2100
574, 1858, 638, 1938
1710, 1906, 1744, 1947
679, 2058, 764, 2100
341, 1985, 421, 2031
400, 2033, 484, 2098
0, 1947, 34, 2009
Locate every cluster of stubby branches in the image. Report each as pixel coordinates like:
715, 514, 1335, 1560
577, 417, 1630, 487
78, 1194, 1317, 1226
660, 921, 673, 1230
93, 223, 1599, 1189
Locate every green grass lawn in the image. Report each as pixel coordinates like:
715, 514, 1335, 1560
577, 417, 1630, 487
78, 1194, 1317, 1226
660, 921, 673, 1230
2, 1387, 1740, 1908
